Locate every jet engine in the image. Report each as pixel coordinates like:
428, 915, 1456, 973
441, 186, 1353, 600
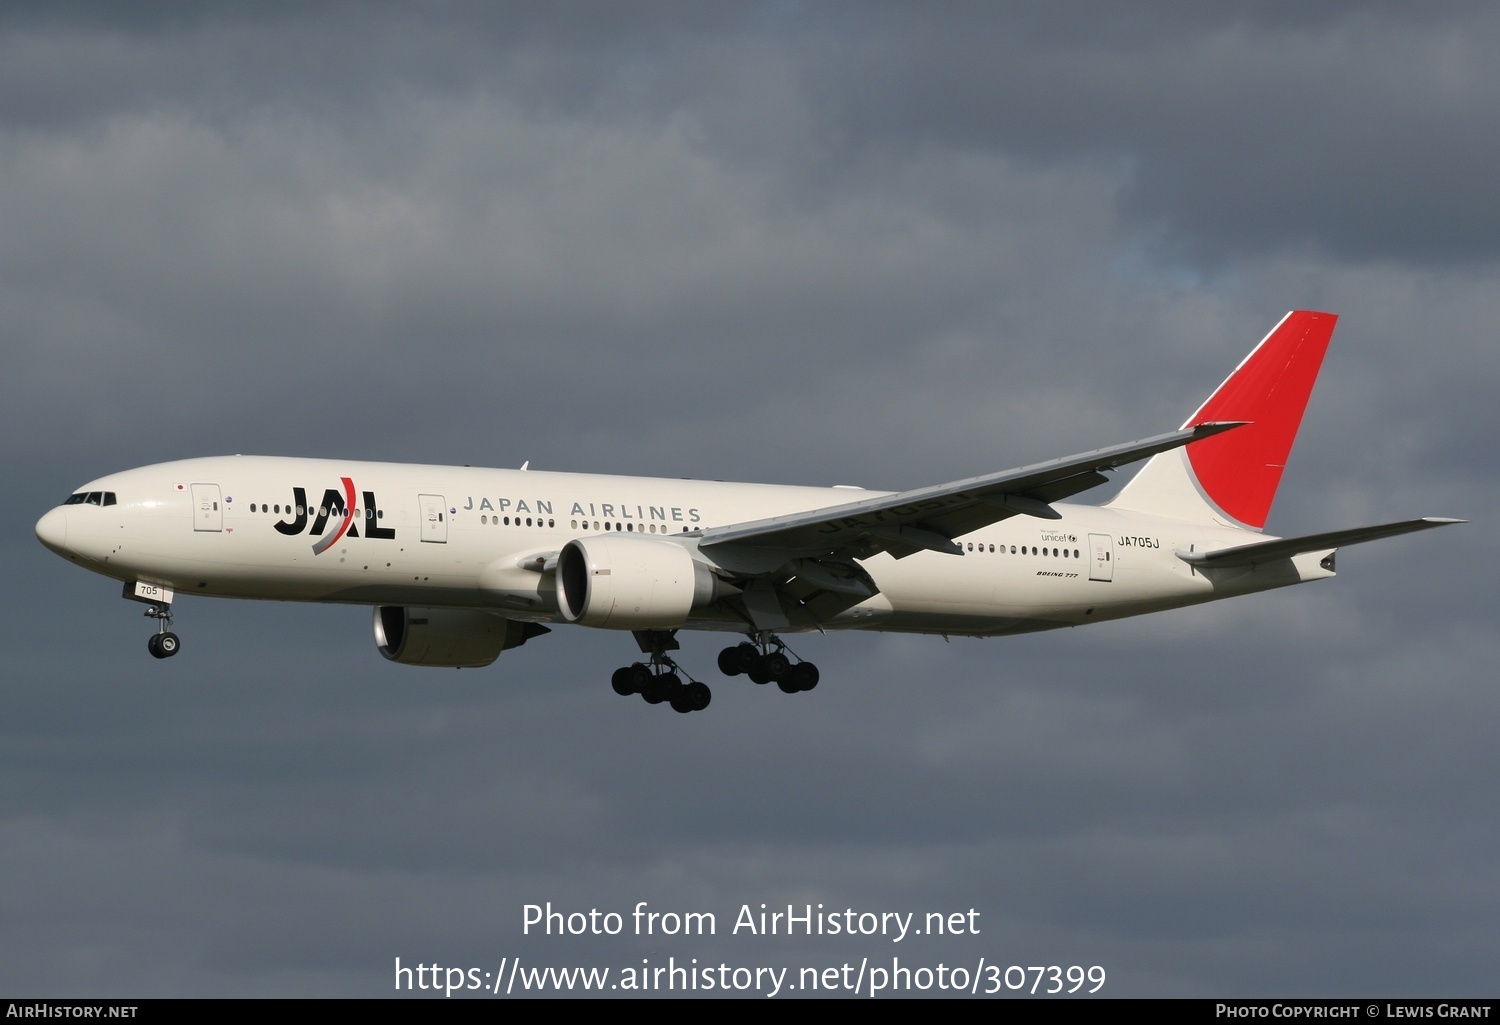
556, 535, 730, 629
373, 606, 547, 667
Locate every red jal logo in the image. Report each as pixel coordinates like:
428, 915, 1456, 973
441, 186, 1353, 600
274, 478, 395, 553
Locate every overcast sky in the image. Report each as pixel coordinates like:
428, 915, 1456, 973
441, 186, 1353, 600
3, 2, 1495, 998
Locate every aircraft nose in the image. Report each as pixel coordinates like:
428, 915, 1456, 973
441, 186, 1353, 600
35, 507, 69, 555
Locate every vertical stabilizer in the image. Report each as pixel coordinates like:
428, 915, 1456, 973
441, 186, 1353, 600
1107, 310, 1337, 531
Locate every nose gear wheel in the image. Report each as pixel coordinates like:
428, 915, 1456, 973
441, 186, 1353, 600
143, 604, 180, 660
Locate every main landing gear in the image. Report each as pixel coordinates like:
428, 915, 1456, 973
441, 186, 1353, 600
610, 663, 713, 714
609, 631, 820, 713
717, 635, 819, 694
144, 604, 180, 660
610, 631, 712, 714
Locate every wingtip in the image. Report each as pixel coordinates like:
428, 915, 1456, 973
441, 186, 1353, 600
1191, 420, 1252, 438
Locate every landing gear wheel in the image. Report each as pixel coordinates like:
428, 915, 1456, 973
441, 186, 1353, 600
669, 678, 711, 713
641, 670, 687, 708
611, 666, 637, 696
717, 646, 743, 676
627, 663, 653, 693
763, 651, 790, 681
148, 632, 180, 659
685, 681, 712, 711
142, 604, 178, 660
789, 662, 819, 691
732, 642, 758, 674
747, 657, 771, 685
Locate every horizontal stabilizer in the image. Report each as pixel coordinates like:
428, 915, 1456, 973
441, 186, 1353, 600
1177, 517, 1464, 568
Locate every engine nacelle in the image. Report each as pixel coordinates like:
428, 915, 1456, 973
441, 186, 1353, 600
556, 535, 724, 629
374, 606, 547, 667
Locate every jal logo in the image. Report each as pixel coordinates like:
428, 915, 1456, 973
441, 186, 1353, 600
274, 477, 395, 553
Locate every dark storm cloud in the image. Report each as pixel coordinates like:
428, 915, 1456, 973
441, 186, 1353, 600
0, 2, 758, 132
794, 3, 1500, 266
16, 4, 1500, 269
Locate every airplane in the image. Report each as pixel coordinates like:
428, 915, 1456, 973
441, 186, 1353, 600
35, 311, 1460, 713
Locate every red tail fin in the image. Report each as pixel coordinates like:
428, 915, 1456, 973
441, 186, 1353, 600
1110, 311, 1337, 530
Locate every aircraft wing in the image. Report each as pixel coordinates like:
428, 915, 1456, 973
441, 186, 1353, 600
1176, 517, 1465, 568
698, 422, 1244, 561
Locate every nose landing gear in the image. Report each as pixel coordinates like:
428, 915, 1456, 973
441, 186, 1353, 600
144, 604, 180, 659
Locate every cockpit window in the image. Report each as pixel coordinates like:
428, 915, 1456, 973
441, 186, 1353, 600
62, 491, 116, 506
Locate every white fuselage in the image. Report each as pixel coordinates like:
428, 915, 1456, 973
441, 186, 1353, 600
37, 455, 1333, 638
